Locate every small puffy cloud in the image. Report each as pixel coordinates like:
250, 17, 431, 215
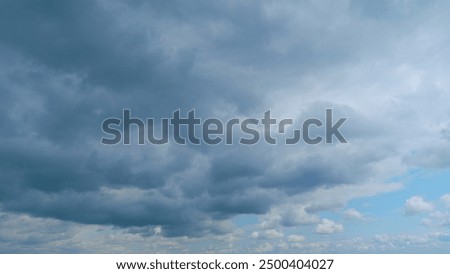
287, 234, 306, 243
404, 196, 434, 216
421, 211, 450, 228
250, 229, 284, 240
153, 226, 162, 236
281, 206, 320, 226
374, 233, 428, 249
440, 194, 450, 208
343, 208, 364, 220
314, 219, 344, 234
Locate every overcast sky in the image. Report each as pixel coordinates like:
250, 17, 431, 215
1, 0, 450, 253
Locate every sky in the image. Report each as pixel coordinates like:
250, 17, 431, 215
0, 0, 450, 253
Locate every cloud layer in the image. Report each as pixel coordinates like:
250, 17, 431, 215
1, 0, 450, 252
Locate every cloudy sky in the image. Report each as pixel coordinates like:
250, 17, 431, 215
1, 0, 450, 253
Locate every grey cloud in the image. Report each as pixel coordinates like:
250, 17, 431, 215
1, 0, 449, 251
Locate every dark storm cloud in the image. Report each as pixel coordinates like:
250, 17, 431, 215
0, 0, 270, 132
0, 0, 168, 91
209, 148, 268, 184
1, 0, 439, 242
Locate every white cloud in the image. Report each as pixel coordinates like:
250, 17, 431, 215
153, 226, 162, 236
404, 196, 434, 215
314, 219, 344, 234
250, 229, 284, 240
440, 194, 450, 208
287, 234, 306, 243
343, 208, 364, 220
421, 210, 450, 228
254, 243, 274, 253
280, 206, 321, 226
299, 182, 403, 213
374, 233, 429, 247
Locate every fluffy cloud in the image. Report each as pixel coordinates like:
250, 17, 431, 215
440, 194, 450, 208
314, 219, 344, 234
250, 229, 284, 240
404, 196, 434, 216
287, 235, 306, 243
422, 211, 450, 228
344, 208, 364, 220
